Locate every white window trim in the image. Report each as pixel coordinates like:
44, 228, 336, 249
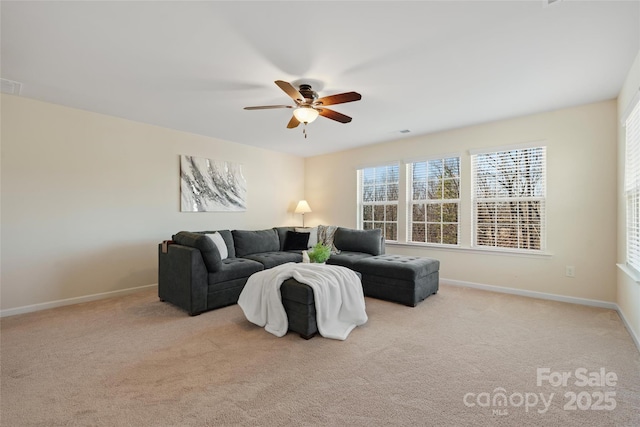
387, 240, 553, 258
469, 140, 547, 156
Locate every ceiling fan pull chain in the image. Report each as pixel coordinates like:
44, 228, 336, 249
303, 124, 308, 139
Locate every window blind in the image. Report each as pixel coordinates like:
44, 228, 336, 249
625, 99, 640, 272
471, 146, 546, 251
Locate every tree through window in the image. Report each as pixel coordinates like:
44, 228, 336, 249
358, 164, 399, 241
408, 157, 460, 245
471, 145, 546, 251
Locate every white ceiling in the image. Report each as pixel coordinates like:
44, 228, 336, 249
1, 1, 639, 157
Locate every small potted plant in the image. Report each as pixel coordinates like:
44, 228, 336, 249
307, 242, 331, 264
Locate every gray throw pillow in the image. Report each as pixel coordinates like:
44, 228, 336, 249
333, 227, 383, 255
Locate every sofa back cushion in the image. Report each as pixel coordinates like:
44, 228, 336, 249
233, 228, 280, 257
333, 227, 383, 256
273, 227, 295, 251
172, 231, 223, 272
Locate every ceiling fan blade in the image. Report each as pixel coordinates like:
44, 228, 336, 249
287, 115, 300, 129
315, 91, 362, 106
244, 105, 293, 110
318, 108, 352, 124
275, 80, 305, 103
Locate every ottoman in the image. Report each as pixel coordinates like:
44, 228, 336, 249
280, 278, 318, 339
355, 255, 439, 306
279, 271, 364, 339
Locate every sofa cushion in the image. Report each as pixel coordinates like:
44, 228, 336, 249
334, 227, 383, 256
208, 257, 264, 284
172, 231, 222, 272
274, 227, 295, 251
283, 231, 310, 251
355, 254, 440, 280
233, 229, 280, 257
327, 251, 375, 270
243, 252, 303, 269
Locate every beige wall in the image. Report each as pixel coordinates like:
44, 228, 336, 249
305, 100, 618, 302
617, 50, 640, 344
0, 95, 305, 311
0, 83, 630, 317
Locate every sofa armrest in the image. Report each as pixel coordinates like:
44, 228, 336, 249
158, 243, 208, 316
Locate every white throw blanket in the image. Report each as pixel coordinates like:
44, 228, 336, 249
238, 263, 367, 340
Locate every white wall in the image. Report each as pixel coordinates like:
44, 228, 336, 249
305, 100, 618, 302
0, 95, 305, 312
617, 50, 640, 344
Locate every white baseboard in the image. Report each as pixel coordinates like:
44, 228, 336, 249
615, 305, 640, 353
0, 284, 158, 318
441, 278, 618, 309
441, 278, 640, 353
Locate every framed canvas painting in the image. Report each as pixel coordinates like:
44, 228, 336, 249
180, 155, 247, 212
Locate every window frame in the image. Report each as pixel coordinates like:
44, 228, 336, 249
470, 143, 547, 253
357, 163, 400, 242
406, 155, 461, 246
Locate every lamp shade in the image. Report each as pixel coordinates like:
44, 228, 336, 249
294, 200, 312, 214
293, 107, 319, 124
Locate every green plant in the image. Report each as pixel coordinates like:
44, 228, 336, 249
307, 242, 331, 263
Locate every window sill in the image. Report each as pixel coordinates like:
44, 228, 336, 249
385, 241, 553, 258
616, 263, 640, 283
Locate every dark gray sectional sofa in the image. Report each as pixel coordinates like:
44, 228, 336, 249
158, 226, 439, 334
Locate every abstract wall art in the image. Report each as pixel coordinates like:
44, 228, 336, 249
180, 155, 247, 212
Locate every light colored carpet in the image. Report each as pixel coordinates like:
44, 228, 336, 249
1, 285, 639, 426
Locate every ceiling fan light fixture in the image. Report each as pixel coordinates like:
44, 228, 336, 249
293, 106, 319, 124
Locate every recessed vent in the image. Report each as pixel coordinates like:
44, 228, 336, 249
1, 78, 23, 95
543, 0, 563, 7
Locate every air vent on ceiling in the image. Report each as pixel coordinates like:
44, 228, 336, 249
543, 0, 563, 7
1, 78, 23, 95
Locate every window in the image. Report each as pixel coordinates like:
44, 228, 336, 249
358, 164, 399, 241
471, 145, 546, 251
625, 98, 640, 272
408, 157, 460, 245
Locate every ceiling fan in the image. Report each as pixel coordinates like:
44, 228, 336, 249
244, 80, 362, 131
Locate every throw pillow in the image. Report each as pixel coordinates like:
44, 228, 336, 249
333, 227, 382, 255
206, 232, 228, 260
317, 225, 339, 253
284, 231, 310, 251
295, 227, 318, 248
